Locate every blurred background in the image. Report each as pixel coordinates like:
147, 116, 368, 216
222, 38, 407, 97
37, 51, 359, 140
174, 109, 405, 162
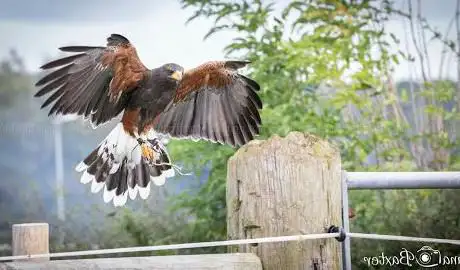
0, 0, 459, 268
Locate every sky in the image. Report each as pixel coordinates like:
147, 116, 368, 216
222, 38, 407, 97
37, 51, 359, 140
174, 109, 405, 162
0, 0, 234, 73
0, 0, 458, 82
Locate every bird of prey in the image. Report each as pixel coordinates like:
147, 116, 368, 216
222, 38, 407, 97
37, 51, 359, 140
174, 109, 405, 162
34, 34, 262, 207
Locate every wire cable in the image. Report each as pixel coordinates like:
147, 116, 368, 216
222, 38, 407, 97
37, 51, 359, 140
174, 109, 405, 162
1, 232, 459, 262
0, 233, 340, 261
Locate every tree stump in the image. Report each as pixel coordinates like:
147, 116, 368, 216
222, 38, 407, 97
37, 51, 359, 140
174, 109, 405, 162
227, 132, 342, 270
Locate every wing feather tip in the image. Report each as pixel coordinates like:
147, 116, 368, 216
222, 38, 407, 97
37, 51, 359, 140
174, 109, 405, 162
58, 46, 104, 52
138, 182, 151, 200
75, 161, 88, 172
113, 191, 128, 207
90, 180, 105, 193
103, 187, 116, 203
80, 171, 94, 184
128, 185, 138, 200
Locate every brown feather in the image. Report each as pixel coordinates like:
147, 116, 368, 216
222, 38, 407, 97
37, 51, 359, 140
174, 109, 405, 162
121, 108, 141, 136
34, 33, 149, 128
174, 61, 232, 102
153, 60, 262, 147
35, 64, 73, 87
35, 73, 69, 97
40, 53, 85, 69
101, 44, 147, 103
59, 46, 105, 52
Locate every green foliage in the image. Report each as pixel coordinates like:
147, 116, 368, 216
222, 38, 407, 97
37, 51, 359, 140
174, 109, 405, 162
1, 0, 457, 267
166, 141, 233, 252
169, 0, 460, 267
0, 49, 31, 109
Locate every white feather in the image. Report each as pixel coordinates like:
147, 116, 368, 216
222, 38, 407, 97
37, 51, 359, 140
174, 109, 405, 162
131, 146, 142, 165
103, 187, 116, 203
146, 129, 159, 140
127, 161, 136, 170
77, 122, 175, 207
91, 180, 104, 193
115, 130, 129, 161
109, 162, 120, 174
106, 142, 115, 153
113, 191, 128, 207
125, 138, 139, 162
75, 162, 88, 173
128, 186, 138, 200
80, 171, 94, 184
139, 182, 151, 199
146, 130, 170, 145
101, 151, 108, 161
97, 141, 107, 156
102, 123, 123, 162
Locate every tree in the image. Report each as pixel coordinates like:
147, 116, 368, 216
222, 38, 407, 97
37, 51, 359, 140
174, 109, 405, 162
166, 0, 460, 267
0, 49, 30, 108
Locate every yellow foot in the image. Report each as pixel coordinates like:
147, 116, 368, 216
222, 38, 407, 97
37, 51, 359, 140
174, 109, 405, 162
141, 144, 156, 161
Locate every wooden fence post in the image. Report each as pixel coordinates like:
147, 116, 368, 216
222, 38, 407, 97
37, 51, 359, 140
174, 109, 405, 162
12, 223, 49, 261
227, 132, 342, 270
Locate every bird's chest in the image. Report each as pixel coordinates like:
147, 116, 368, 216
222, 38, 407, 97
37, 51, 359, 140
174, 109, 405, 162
130, 86, 173, 108
128, 85, 176, 129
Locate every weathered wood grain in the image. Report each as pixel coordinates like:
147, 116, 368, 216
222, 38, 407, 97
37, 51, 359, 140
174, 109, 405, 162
0, 253, 262, 270
227, 132, 342, 269
12, 223, 49, 262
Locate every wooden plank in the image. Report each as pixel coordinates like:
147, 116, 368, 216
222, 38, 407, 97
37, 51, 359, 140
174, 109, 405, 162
12, 223, 49, 262
0, 253, 261, 270
227, 132, 342, 270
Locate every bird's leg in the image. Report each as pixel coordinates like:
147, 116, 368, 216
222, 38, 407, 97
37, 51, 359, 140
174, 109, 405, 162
137, 137, 146, 145
141, 143, 156, 162
134, 131, 145, 145
134, 132, 156, 161
134, 131, 153, 147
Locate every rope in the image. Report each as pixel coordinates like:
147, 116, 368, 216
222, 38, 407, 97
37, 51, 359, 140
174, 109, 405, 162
349, 233, 460, 245
0, 233, 340, 261
1, 232, 459, 262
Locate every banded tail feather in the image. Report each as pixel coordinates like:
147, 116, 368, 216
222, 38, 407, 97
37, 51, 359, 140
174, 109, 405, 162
75, 123, 174, 207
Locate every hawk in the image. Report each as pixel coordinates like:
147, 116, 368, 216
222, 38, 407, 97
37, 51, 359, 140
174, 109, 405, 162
35, 34, 262, 207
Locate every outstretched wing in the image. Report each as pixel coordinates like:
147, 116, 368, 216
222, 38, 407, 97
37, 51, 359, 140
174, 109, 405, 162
34, 34, 149, 127
153, 60, 262, 147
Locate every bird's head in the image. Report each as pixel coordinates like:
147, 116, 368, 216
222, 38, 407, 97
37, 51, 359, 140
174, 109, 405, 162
161, 63, 184, 82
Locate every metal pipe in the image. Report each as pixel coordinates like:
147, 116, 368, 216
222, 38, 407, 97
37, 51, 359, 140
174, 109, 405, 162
341, 171, 352, 270
54, 121, 65, 222
346, 172, 460, 190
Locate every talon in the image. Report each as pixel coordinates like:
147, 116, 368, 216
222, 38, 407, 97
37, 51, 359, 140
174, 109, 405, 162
141, 144, 155, 161
137, 138, 145, 145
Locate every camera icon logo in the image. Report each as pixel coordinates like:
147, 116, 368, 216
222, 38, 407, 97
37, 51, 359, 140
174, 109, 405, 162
416, 246, 441, 268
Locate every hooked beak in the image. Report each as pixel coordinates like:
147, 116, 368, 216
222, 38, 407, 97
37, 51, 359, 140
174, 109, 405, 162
170, 70, 183, 81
